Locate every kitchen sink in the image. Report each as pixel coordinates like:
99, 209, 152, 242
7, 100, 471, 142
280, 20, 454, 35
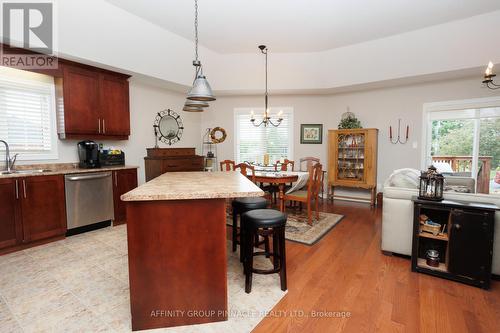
1, 169, 53, 175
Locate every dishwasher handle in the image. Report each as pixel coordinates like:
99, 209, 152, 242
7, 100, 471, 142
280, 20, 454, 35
66, 172, 112, 181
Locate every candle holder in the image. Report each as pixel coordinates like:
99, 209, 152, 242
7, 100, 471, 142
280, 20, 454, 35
389, 118, 409, 144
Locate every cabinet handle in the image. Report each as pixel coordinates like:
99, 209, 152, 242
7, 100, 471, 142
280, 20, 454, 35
22, 180, 26, 198
103, 119, 106, 133
115, 172, 118, 187
98, 118, 101, 133
15, 179, 19, 199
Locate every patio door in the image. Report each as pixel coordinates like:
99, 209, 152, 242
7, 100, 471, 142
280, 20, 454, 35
424, 103, 500, 195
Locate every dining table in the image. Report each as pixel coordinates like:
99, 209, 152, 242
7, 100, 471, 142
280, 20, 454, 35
253, 171, 309, 211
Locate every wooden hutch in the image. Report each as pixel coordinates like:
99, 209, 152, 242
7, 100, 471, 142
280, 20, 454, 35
328, 128, 378, 206
144, 148, 204, 182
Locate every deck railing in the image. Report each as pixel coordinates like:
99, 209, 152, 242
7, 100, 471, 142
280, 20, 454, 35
432, 156, 492, 194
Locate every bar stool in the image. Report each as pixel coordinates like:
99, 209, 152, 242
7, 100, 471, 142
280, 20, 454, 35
241, 209, 287, 293
232, 197, 268, 261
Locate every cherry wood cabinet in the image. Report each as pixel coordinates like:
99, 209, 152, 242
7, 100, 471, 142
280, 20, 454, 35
144, 148, 204, 182
55, 63, 131, 140
21, 175, 67, 242
0, 178, 22, 250
113, 169, 138, 225
60, 65, 101, 135
100, 74, 130, 136
0, 175, 66, 253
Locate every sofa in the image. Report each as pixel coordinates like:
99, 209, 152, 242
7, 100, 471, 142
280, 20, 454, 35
381, 168, 500, 275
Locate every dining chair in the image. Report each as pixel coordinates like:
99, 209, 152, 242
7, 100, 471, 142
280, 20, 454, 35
283, 163, 322, 225
299, 157, 320, 172
274, 159, 295, 171
266, 159, 295, 203
220, 159, 236, 171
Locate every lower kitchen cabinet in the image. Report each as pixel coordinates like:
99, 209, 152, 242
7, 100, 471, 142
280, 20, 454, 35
0, 175, 66, 253
113, 169, 138, 225
20, 175, 67, 243
0, 178, 22, 250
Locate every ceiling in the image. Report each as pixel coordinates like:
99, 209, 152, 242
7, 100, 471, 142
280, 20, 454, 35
105, 0, 500, 54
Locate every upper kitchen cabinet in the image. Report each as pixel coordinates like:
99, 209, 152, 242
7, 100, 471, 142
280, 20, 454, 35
55, 62, 131, 140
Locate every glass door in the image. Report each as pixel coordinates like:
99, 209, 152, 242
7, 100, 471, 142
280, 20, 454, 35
426, 107, 500, 195
337, 132, 365, 182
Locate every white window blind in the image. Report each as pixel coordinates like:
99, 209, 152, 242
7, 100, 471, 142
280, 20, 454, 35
234, 107, 293, 164
0, 66, 57, 159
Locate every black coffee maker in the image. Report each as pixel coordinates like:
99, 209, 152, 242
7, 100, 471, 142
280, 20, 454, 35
77, 140, 100, 168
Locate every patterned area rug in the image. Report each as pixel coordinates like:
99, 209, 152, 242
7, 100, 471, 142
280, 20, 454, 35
228, 210, 344, 246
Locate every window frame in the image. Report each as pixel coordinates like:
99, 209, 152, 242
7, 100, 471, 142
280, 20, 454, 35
234, 107, 294, 164
0, 69, 59, 161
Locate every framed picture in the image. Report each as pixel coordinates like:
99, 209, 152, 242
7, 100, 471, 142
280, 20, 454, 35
300, 124, 323, 144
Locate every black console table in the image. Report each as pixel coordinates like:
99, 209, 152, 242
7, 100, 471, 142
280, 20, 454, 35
411, 196, 498, 289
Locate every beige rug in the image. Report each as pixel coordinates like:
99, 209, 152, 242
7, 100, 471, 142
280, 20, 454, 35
0, 225, 286, 333
228, 210, 344, 246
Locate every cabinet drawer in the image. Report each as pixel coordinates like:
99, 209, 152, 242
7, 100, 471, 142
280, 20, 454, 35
161, 158, 203, 171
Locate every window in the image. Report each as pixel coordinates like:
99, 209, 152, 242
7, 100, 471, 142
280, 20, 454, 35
0, 66, 57, 160
423, 98, 500, 195
234, 107, 293, 164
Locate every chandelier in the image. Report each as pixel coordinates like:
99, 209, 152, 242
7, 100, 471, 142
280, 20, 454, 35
483, 61, 499, 90
250, 45, 283, 127
183, 0, 216, 112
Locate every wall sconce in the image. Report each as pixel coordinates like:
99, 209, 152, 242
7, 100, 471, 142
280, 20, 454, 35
389, 118, 409, 144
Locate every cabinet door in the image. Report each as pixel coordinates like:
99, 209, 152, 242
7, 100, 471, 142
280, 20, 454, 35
0, 178, 22, 250
113, 169, 138, 225
100, 74, 130, 136
63, 65, 101, 134
21, 176, 67, 242
448, 209, 493, 281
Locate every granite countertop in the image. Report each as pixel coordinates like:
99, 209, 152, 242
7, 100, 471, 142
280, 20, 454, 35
0, 163, 138, 179
121, 171, 264, 201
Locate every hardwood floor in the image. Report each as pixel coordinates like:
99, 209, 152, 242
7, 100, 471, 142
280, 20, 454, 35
240, 200, 500, 333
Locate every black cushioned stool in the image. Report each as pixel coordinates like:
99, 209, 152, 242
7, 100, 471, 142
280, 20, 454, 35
241, 209, 287, 293
232, 197, 268, 260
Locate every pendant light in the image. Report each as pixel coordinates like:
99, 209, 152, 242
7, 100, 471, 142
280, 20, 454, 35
250, 45, 282, 127
185, 0, 216, 107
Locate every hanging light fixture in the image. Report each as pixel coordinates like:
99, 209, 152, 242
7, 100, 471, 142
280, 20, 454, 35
483, 61, 500, 90
250, 45, 283, 127
183, 105, 205, 112
184, 99, 209, 108
184, 0, 215, 108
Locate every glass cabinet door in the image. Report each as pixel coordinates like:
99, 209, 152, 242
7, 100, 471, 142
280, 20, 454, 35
336, 132, 365, 182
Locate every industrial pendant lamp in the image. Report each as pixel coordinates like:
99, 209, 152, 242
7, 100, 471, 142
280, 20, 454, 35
250, 45, 283, 127
185, 0, 215, 108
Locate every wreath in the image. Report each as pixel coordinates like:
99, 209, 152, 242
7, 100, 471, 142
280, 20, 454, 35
210, 127, 227, 143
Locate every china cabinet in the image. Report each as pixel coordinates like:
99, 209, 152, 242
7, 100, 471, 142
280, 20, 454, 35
328, 128, 378, 206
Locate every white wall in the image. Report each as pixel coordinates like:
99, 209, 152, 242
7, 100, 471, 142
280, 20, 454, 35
202, 76, 500, 189
19, 80, 202, 184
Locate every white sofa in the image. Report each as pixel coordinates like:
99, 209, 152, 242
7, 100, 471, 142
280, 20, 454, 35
382, 181, 500, 275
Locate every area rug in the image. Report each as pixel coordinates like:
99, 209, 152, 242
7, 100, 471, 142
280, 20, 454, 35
0, 225, 286, 333
227, 210, 344, 246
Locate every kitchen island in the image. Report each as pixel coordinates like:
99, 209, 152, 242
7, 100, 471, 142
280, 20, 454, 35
121, 171, 263, 331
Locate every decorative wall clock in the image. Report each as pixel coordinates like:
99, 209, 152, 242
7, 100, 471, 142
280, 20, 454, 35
153, 109, 184, 145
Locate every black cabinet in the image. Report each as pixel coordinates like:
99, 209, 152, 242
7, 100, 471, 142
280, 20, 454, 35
411, 197, 497, 289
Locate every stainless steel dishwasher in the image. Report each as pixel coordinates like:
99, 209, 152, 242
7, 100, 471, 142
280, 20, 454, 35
65, 172, 114, 234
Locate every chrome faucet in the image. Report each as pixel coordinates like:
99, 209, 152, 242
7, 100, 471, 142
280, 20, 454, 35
0, 140, 17, 173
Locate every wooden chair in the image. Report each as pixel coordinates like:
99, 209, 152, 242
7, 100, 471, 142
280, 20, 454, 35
234, 163, 256, 182
220, 160, 236, 171
283, 163, 322, 225
274, 159, 295, 171
267, 159, 295, 203
299, 157, 320, 172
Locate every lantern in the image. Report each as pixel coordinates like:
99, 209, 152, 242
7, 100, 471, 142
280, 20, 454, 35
418, 165, 444, 201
